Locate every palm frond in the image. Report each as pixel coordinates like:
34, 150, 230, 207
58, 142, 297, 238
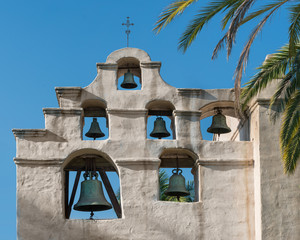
226, 0, 255, 58
234, 2, 287, 117
154, 0, 198, 34
280, 90, 300, 174
269, 71, 294, 121
240, 0, 290, 25
242, 44, 291, 109
282, 125, 300, 174
159, 169, 169, 195
213, 0, 255, 60
212, 34, 227, 59
178, 0, 244, 52
288, 3, 300, 56
280, 90, 300, 147
221, 0, 244, 30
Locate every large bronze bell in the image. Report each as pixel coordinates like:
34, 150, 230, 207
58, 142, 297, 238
85, 118, 105, 140
74, 172, 112, 218
207, 110, 231, 135
150, 117, 171, 139
165, 169, 190, 199
120, 70, 138, 89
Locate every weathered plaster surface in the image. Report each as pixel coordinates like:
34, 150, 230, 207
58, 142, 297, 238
13, 48, 299, 239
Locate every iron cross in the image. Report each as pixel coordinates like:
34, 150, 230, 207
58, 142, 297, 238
122, 17, 134, 47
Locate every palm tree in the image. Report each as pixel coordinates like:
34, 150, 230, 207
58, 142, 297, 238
159, 169, 170, 201
154, 1, 300, 173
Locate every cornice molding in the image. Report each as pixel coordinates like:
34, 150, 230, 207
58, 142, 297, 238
14, 158, 63, 166
140, 61, 161, 69
107, 108, 148, 116
177, 88, 203, 95
196, 159, 254, 166
12, 129, 47, 138
43, 108, 83, 116
96, 63, 118, 70
55, 87, 82, 96
173, 110, 202, 117
116, 158, 161, 166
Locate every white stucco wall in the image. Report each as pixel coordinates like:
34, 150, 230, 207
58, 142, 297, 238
13, 48, 299, 240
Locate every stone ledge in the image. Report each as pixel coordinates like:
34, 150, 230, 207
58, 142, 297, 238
177, 88, 203, 95
116, 158, 161, 166
173, 110, 202, 117
196, 159, 254, 166
12, 129, 47, 138
107, 108, 148, 116
14, 158, 63, 166
43, 108, 83, 116
140, 61, 161, 68
96, 63, 118, 70
55, 87, 82, 96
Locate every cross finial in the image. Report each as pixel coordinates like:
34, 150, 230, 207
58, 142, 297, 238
122, 17, 134, 47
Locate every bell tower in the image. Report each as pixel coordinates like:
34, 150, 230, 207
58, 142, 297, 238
13, 48, 300, 240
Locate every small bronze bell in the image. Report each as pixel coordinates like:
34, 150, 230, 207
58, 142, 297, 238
150, 117, 171, 139
85, 118, 105, 140
74, 172, 112, 219
165, 169, 190, 200
207, 109, 231, 135
120, 70, 138, 89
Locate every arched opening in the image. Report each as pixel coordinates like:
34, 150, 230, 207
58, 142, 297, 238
199, 101, 249, 141
63, 150, 121, 219
117, 57, 141, 90
146, 100, 175, 140
158, 148, 199, 202
82, 100, 109, 140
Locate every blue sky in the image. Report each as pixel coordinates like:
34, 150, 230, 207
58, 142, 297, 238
0, 0, 290, 238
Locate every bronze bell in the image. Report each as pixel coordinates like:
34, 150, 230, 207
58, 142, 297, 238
120, 70, 138, 89
207, 110, 231, 135
150, 117, 171, 139
85, 118, 105, 140
165, 169, 190, 199
74, 172, 112, 218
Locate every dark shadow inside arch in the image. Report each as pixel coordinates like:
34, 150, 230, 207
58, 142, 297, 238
64, 152, 121, 220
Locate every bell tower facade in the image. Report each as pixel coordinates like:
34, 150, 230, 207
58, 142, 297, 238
13, 48, 300, 240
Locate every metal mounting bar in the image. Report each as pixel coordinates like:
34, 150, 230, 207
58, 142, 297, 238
98, 169, 122, 218
66, 170, 81, 219
64, 171, 69, 219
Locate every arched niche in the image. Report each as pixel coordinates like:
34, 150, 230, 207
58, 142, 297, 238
199, 101, 249, 141
158, 148, 199, 202
117, 57, 141, 90
63, 149, 121, 220
81, 99, 108, 140
146, 100, 176, 140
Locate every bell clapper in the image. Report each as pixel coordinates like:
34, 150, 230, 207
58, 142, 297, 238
89, 211, 94, 220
